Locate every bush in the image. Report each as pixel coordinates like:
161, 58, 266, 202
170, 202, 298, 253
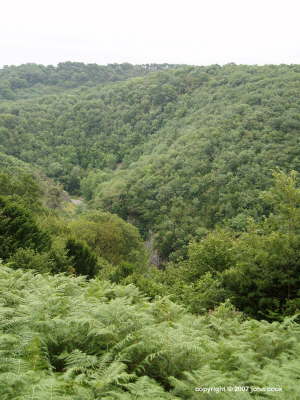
65, 238, 99, 278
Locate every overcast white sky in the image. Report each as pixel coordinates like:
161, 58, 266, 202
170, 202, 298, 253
1, 0, 299, 67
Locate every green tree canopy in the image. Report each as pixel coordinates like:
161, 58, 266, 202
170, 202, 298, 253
0, 196, 50, 261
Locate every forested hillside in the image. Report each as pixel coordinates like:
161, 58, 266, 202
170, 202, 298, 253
0, 63, 299, 260
1, 62, 300, 397
0, 62, 180, 100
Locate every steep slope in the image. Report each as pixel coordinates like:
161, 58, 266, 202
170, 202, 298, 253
86, 64, 300, 258
0, 63, 299, 260
0, 66, 197, 191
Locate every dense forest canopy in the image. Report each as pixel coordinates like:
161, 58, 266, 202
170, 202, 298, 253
0, 63, 299, 260
0, 62, 181, 99
0, 62, 300, 398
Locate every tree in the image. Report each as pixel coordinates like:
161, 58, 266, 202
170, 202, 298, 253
65, 238, 98, 278
187, 229, 235, 281
222, 171, 300, 318
68, 211, 147, 266
0, 196, 50, 261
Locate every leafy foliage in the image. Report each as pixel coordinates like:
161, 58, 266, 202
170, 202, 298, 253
139, 171, 300, 319
0, 265, 299, 399
65, 238, 98, 278
0, 196, 50, 261
0, 62, 180, 99
1, 62, 300, 395
1, 63, 299, 259
221, 171, 300, 318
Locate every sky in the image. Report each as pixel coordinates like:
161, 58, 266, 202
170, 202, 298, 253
1, 0, 299, 67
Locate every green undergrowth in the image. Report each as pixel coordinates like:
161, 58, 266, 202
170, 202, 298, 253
0, 265, 299, 399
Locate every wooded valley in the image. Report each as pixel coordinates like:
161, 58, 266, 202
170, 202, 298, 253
0, 62, 299, 398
